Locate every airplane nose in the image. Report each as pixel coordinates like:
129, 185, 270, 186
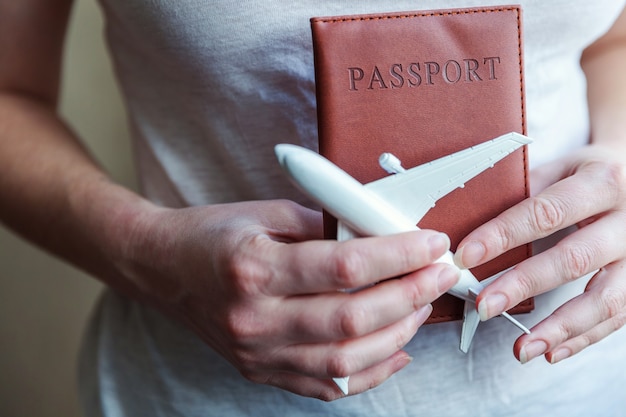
274, 143, 307, 169
274, 144, 289, 166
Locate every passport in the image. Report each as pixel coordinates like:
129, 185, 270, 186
311, 5, 533, 323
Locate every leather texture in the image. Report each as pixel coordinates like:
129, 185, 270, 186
311, 5, 533, 323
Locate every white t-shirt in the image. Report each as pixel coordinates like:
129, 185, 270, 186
81, 1, 626, 416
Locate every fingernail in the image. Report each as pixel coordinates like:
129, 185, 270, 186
519, 340, 548, 364
477, 293, 509, 321
454, 241, 486, 269
414, 304, 433, 325
437, 265, 461, 293
428, 233, 451, 259
395, 354, 414, 373
549, 348, 572, 364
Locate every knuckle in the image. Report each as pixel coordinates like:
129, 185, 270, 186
555, 318, 575, 342
598, 286, 626, 319
316, 390, 341, 403
492, 216, 518, 251
582, 159, 626, 205
336, 304, 368, 338
326, 352, 355, 378
403, 278, 433, 310
405, 283, 426, 310
396, 237, 427, 269
305, 384, 342, 403
530, 196, 566, 235
607, 163, 626, 205
599, 161, 626, 196
332, 249, 368, 288
224, 308, 262, 345
315, 388, 340, 402
492, 217, 516, 252
559, 242, 595, 279
509, 269, 539, 301
227, 243, 270, 297
577, 332, 594, 350
275, 198, 302, 214
611, 312, 626, 331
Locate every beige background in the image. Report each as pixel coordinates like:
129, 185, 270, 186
0, 1, 135, 416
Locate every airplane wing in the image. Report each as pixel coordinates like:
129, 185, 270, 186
336, 133, 530, 240
334, 132, 531, 360
364, 132, 531, 225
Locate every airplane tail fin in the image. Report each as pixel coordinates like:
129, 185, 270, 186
333, 376, 350, 395
460, 300, 481, 353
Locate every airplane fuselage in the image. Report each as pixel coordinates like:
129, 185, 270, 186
275, 144, 483, 301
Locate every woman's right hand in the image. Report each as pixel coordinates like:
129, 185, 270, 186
120, 199, 460, 400
0, 0, 460, 402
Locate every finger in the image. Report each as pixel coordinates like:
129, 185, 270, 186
282, 263, 459, 343
476, 215, 624, 320
511, 264, 626, 363
265, 305, 432, 378
338, 349, 413, 397
527, 156, 571, 197
545, 314, 626, 364
515, 312, 626, 365
455, 165, 620, 269
247, 350, 413, 401
265, 230, 451, 296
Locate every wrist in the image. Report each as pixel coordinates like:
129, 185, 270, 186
97, 188, 187, 306
67, 173, 169, 300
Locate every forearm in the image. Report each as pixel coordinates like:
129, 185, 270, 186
0, 0, 160, 300
0, 92, 154, 297
582, 7, 626, 150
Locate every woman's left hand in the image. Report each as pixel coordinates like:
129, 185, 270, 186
454, 144, 626, 364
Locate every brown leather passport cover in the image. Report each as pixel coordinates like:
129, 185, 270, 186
311, 6, 533, 323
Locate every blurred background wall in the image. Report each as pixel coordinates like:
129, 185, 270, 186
0, 1, 135, 416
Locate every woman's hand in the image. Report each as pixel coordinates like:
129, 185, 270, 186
454, 145, 626, 365
0, 4, 459, 396
121, 199, 460, 400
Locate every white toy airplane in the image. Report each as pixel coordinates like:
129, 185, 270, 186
275, 132, 532, 395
